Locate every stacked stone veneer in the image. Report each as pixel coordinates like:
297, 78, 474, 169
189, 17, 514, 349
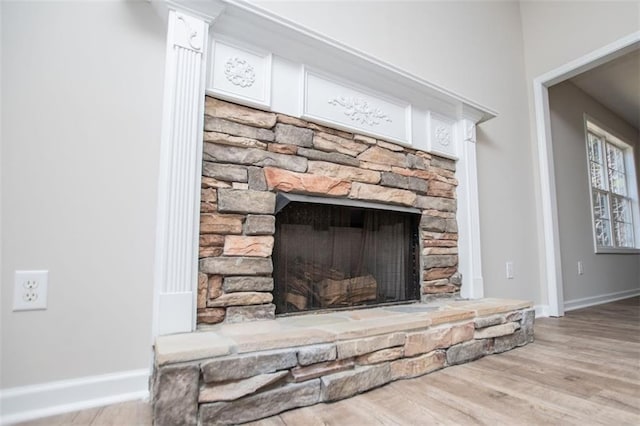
198, 97, 461, 325
153, 306, 534, 425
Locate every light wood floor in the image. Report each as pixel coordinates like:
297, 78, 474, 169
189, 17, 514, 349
20, 297, 639, 425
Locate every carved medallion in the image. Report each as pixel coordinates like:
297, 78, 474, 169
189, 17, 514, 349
224, 57, 256, 88
435, 125, 451, 146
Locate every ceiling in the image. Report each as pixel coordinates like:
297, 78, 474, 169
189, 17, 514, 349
570, 48, 640, 130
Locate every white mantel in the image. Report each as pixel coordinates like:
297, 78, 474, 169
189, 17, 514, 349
151, 0, 497, 335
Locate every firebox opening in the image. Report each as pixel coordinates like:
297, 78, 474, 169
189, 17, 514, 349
273, 194, 421, 315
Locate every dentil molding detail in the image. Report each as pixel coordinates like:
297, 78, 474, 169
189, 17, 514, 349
224, 57, 256, 88
328, 96, 392, 127
435, 125, 451, 146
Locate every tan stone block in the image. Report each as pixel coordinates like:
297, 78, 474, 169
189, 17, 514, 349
207, 292, 273, 307
445, 298, 533, 316
197, 308, 226, 325
429, 166, 456, 179
376, 139, 404, 152
199, 247, 223, 258
474, 322, 520, 339
201, 188, 217, 203
207, 275, 223, 300
200, 234, 225, 247
204, 131, 267, 150
424, 267, 457, 281
390, 167, 435, 180
357, 146, 407, 168
360, 161, 392, 172
291, 359, 354, 383
426, 309, 475, 326
200, 214, 243, 234
356, 347, 404, 365
205, 97, 276, 129
423, 239, 457, 247
423, 284, 458, 294
315, 316, 429, 341
422, 231, 458, 241
423, 279, 450, 287
427, 180, 456, 199
337, 332, 405, 358
450, 322, 475, 345
423, 247, 459, 255
264, 167, 351, 196
390, 350, 446, 380
276, 114, 309, 128
349, 182, 416, 207
313, 134, 368, 157
198, 273, 208, 309
268, 143, 299, 155
200, 202, 217, 213
404, 327, 450, 357
155, 330, 233, 365
230, 328, 337, 354
223, 236, 274, 257
353, 134, 376, 144
201, 176, 232, 189
307, 161, 381, 184
199, 371, 288, 403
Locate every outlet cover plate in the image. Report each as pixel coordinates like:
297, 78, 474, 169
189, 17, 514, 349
13, 270, 48, 311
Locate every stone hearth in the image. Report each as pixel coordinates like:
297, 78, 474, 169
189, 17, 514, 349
198, 97, 461, 325
153, 298, 534, 425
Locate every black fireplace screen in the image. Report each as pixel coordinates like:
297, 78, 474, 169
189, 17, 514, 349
273, 197, 420, 314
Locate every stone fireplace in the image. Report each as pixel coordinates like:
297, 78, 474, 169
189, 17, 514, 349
150, 4, 534, 424
197, 97, 461, 325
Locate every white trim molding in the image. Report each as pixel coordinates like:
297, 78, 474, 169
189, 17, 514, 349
457, 118, 484, 299
153, 8, 218, 336
151, 0, 498, 335
532, 31, 640, 318
564, 289, 640, 312
0, 369, 149, 425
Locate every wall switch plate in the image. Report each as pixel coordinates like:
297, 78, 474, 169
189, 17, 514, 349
13, 270, 48, 311
577, 261, 584, 275
505, 261, 514, 279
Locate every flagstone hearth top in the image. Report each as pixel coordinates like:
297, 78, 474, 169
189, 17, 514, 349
155, 298, 532, 365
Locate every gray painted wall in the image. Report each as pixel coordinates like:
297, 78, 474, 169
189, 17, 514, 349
1, 1, 165, 387
549, 81, 640, 304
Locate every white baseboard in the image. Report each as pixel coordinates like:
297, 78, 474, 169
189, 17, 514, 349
564, 288, 640, 312
534, 304, 550, 318
0, 369, 149, 425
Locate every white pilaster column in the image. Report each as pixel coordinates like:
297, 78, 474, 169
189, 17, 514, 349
456, 119, 484, 299
153, 9, 211, 335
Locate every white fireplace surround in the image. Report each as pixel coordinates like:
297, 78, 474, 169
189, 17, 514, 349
150, 0, 497, 336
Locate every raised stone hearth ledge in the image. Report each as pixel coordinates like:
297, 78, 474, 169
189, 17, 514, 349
152, 298, 534, 425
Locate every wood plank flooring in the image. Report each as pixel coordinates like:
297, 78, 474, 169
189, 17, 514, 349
19, 297, 639, 425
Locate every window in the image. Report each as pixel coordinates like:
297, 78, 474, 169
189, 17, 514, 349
586, 119, 640, 252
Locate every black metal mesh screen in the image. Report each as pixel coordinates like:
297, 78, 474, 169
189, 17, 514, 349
273, 202, 420, 314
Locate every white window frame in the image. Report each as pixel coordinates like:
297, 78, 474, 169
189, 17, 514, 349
585, 115, 640, 254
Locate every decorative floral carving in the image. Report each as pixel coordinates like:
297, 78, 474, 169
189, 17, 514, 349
435, 125, 451, 146
464, 120, 476, 143
177, 15, 202, 52
224, 57, 256, 88
328, 96, 392, 127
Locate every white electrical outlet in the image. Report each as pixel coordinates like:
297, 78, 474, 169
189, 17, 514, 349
505, 261, 514, 279
577, 261, 584, 275
13, 270, 48, 311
